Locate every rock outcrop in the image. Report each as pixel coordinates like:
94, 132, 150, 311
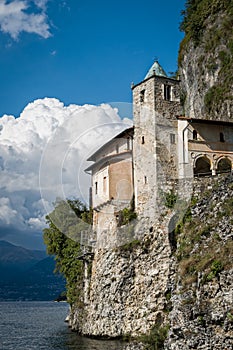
179, 0, 233, 120
166, 175, 233, 349
69, 175, 233, 349
69, 220, 172, 338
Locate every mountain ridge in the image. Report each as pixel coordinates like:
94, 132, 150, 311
0, 240, 65, 301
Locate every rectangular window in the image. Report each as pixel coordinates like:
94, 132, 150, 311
170, 133, 175, 144
127, 137, 130, 150
164, 85, 171, 101
140, 89, 145, 103
220, 132, 225, 142
103, 176, 107, 193
95, 182, 98, 195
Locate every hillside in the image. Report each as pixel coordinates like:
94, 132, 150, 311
0, 240, 46, 266
179, 0, 233, 120
0, 241, 65, 301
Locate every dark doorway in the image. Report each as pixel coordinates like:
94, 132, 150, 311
217, 157, 231, 174
194, 156, 211, 176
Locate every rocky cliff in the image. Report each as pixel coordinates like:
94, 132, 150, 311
179, 0, 233, 120
68, 175, 233, 349
166, 175, 233, 349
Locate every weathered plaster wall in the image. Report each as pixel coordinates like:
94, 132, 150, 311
109, 159, 133, 201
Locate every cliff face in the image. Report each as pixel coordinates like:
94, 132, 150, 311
179, 0, 233, 120
69, 175, 233, 349
166, 175, 233, 349
69, 220, 173, 338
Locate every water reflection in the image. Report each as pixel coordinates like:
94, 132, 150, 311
0, 302, 125, 350
51, 328, 124, 350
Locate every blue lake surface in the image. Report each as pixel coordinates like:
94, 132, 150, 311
0, 301, 124, 350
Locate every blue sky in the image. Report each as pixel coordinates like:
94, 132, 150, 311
0, 0, 186, 250
0, 0, 185, 117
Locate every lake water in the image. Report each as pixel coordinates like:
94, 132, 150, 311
0, 301, 125, 350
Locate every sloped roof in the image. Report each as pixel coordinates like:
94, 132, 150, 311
86, 127, 134, 162
144, 60, 167, 80
176, 116, 233, 126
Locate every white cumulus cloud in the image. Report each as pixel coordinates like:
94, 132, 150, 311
0, 98, 132, 247
0, 0, 51, 39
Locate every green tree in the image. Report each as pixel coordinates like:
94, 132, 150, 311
180, 0, 232, 45
43, 198, 92, 305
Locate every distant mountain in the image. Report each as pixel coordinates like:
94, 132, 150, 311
0, 240, 46, 268
0, 241, 66, 301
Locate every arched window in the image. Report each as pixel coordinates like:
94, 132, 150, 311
194, 156, 211, 177
217, 157, 231, 174
193, 130, 198, 140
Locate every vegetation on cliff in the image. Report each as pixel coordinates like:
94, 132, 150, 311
43, 199, 92, 305
163, 175, 233, 348
175, 176, 233, 287
180, 0, 233, 46
179, 0, 233, 117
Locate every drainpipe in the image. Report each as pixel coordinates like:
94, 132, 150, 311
131, 130, 135, 209
182, 121, 191, 164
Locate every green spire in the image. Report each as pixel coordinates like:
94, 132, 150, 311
144, 60, 167, 79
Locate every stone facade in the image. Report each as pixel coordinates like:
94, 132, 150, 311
132, 73, 181, 223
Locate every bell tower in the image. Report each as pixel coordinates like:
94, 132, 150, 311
132, 60, 181, 223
